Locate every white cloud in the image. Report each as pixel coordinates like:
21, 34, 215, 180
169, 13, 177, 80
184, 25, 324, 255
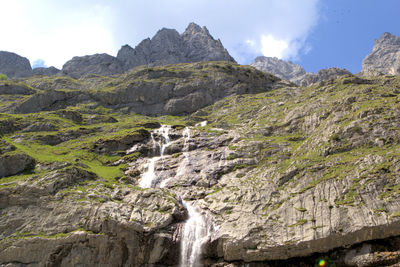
0, 0, 320, 68
261, 35, 289, 59
0, 0, 117, 68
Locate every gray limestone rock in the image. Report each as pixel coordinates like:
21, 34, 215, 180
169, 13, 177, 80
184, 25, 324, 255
61, 53, 125, 79
250, 56, 352, 86
12, 62, 282, 116
250, 56, 306, 84
182, 23, 235, 63
362, 32, 400, 76
0, 51, 33, 78
0, 153, 35, 178
89, 62, 281, 116
57, 23, 235, 78
117, 22, 235, 71
300, 67, 352, 87
32, 66, 60, 76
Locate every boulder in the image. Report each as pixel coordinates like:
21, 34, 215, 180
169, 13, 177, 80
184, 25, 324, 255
0, 153, 35, 178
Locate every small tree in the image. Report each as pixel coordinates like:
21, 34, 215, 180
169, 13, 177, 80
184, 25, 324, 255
0, 73, 7, 80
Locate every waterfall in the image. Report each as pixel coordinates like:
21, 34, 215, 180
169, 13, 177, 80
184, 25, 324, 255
139, 156, 159, 188
180, 201, 209, 267
158, 124, 171, 157
138, 125, 171, 188
137, 125, 211, 267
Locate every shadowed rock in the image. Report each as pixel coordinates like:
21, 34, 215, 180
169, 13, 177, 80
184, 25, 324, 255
0, 51, 32, 78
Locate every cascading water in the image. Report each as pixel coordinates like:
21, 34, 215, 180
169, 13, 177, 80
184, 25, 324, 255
138, 125, 171, 188
139, 156, 159, 188
137, 125, 211, 267
180, 201, 209, 267
160, 126, 191, 188
158, 124, 171, 157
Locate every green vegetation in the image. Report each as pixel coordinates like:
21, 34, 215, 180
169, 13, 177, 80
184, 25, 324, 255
295, 207, 307, 212
289, 219, 307, 227
0, 73, 7, 80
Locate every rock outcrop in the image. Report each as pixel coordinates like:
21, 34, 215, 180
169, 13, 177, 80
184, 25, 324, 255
250, 56, 306, 84
250, 56, 352, 86
0, 51, 32, 78
117, 23, 235, 71
300, 67, 352, 86
32, 66, 60, 76
0, 153, 35, 178
362, 32, 400, 76
60, 54, 125, 79
14, 62, 283, 116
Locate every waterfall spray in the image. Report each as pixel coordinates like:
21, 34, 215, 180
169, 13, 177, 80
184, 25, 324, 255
136, 125, 211, 267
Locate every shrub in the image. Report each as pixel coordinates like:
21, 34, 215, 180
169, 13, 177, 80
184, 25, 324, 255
0, 73, 7, 80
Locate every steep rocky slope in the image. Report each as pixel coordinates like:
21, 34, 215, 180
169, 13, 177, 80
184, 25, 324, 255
362, 32, 400, 76
9, 61, 282, 116
0, 63, 400, 266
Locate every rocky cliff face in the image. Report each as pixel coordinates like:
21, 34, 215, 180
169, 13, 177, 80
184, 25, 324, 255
0, 62, 400, 266
251, 56, 352, 87
11, 61, 283, 116
362, 32, 400, 76
0, 51, 32, 78
117, 23, 235, 72
60, 53, 125, 79
58, 23, 235, 78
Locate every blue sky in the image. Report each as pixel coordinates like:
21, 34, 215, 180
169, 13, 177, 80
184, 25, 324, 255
300, 0, 400, 73
0, 0, 399, 73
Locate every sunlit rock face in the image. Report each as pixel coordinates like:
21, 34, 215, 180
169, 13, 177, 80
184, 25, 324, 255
250, 56, 306, 85
117, 22, 235, 71
362, 32, 400, 76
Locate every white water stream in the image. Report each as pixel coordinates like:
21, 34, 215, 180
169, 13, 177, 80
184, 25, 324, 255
180, 201, 209, 267
137, 125, 210, 266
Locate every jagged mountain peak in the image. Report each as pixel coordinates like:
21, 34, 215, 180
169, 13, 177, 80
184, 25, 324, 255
377, 32, 400, 45
362, 32, 400, 76
182, 22, 211, 38
184, 22, 203, 33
